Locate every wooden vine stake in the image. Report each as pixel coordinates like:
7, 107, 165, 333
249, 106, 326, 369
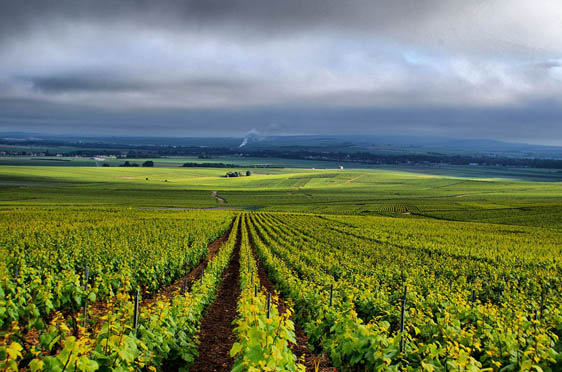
133, 288, 140, 336
83, 265, 89, 328
329, 284, 334, 307
266, 292, 271, 319
182, 278, 187, 296
400, 286, 407, 353
539, 292, 545, 320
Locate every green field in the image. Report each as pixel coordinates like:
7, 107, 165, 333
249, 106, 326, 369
1, 162, 561, 371
1, 165, 561, 228
0, 155, 373, 169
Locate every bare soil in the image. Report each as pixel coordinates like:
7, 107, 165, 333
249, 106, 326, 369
189, 225, 241, 372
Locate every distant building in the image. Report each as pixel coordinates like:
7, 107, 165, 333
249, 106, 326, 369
338, 165, 344, 170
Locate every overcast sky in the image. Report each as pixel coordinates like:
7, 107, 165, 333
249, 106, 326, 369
1, 1, 562, 144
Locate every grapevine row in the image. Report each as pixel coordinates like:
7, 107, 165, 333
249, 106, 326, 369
230, 214, 304, 371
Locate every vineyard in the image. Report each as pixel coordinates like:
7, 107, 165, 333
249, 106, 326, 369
0, 208, 235, 371
1, 166, 562, 371
246, 212, 562, 371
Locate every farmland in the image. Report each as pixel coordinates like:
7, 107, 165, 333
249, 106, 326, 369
1, 164, 561, 371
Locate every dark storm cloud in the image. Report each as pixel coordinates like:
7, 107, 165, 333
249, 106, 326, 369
0, 1, 562, 143
29, 74, 144, 93
0, 1, 437, 35
26, 74, 255, 95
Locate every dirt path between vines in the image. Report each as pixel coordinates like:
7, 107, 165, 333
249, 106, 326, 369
141, 223, 234, 307
246, 223, 336, 372
20, 222, 236, 364
84, 223, 234, 334
189, 225, 241, 372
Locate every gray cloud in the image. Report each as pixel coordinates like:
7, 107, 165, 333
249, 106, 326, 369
0, 1, 562, 143
2, 0, 561, 54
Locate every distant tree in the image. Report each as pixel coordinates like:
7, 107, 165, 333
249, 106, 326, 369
246, 170, 252, 176
102, 163, 110, 167
183, 162, 237, 168
142, 160, 154, 167
225, 171, 244, 177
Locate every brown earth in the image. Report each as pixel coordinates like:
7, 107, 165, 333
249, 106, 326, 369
189, 225, 241, 372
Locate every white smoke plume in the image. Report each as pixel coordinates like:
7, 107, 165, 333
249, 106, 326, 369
239, 128, 265, 147
239, 137, 249, 148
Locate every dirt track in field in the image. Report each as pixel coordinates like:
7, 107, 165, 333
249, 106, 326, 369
189, 224, 241, 372
212, 190, 227, 204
